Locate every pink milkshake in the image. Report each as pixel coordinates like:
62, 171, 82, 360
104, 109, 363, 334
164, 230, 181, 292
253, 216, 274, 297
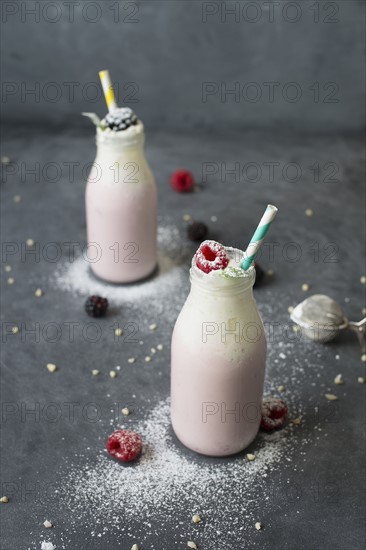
171, 241, 267, 456
86, 109, 157, 283
85, 107, 157, 283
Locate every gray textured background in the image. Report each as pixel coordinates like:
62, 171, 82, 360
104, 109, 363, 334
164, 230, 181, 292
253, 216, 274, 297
1, 0, 365, 131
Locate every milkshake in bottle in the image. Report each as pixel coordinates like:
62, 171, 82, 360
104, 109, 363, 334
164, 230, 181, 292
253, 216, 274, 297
171, 240, 267, 456
84, 71, 157, 283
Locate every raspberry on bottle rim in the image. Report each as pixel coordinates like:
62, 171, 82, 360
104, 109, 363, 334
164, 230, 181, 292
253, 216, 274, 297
195, 240, 230, 274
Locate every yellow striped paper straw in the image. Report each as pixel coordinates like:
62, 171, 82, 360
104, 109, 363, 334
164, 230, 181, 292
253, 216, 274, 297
241, 204, 278, 270
99, 70, 117, 113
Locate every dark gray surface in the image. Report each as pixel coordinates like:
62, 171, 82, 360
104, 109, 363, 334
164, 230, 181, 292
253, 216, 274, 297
1, 126, 365, 549
1, 0, 365, 131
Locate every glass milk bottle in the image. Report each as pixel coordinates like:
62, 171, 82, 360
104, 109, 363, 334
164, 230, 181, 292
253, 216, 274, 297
85, 121, 157, 283
171, 247, 267, 456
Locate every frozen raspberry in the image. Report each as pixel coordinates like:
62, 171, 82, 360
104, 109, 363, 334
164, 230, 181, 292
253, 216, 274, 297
253, 262, 265, 287
195, 240, 230, 274
85, 296, 109, 318
187, 221, 208, 242
106, 429, 142, 462
170, 170, 194, 193
260, 397, 288, 431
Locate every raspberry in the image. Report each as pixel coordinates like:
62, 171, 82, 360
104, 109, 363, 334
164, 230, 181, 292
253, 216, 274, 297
106, 429, 142, 462
253, 262, 265, 287
170, 170, 194, 193
187, 221, 208, 242
85, 296, 109, 318
260, 397, 288, 431
195, 240, 230, 274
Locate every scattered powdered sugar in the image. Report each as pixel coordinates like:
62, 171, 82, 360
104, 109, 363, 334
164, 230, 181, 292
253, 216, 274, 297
54, 398, 304, 549
46, 223, 327, 548
52, 223, 190, 320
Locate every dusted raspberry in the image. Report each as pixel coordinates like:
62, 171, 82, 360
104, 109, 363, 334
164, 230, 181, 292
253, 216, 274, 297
187, 221, 208, 242
260, 397, 288, 431
106, 429, 142, 462
84, 296, 109, 318
195, 240, 230, 274
253, 262, 265, 287
170, 170, 194, 193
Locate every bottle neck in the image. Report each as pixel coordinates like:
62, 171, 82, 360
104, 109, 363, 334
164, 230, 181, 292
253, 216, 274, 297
189, 266, 256, 300
96, 123, 145, 152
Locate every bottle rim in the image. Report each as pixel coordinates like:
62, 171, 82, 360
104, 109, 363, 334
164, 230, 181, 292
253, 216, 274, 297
96, 121, 145, 148
189, 246, 256, 296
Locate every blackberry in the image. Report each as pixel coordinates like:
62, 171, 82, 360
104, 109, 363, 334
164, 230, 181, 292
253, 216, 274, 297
187, 221, 208, 242
101, 107, 139, 132
85, 296, 109, 317
253, 262, 265, 287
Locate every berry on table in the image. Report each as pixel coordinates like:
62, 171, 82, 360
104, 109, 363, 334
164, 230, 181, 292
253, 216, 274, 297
106, 429, 142, 462
260, 397, 288, 431
170, 170, 195, 193
195, 240, 230, 274
187, 221, 208, 242
84, 296, 109, 318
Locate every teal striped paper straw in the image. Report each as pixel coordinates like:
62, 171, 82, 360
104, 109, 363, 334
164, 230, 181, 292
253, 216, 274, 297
241, 204, 278, 271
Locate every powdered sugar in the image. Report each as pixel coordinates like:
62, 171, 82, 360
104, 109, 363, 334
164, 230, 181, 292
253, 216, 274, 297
46, 222, 324, 549
54, 398, 302, 549
52, 223, 190, 321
